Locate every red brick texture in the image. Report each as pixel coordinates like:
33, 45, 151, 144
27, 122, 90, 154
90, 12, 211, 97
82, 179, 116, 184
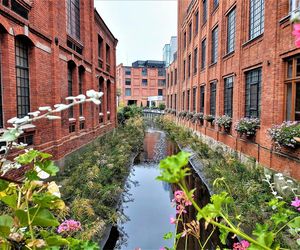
0, 0, 118, 160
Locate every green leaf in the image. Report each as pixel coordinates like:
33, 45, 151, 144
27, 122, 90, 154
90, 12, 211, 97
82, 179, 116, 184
25, 170, 39, 181
36, 160, 59, 176
45, 236, 70, 246
32, 193, 60, 209
1, 193, 17, 209
252, 223, 274, 247
0, 179, 9, 191
16, 208, 59, 227
0, 130, 18, 142
288, 216, 300, 229
0, 215, 14, 237
16, 150, 40, 164
219, 227, 229, 245
163, 232, 173, 240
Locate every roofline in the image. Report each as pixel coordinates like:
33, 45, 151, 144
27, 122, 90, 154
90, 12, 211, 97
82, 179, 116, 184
94, 9, 118, 45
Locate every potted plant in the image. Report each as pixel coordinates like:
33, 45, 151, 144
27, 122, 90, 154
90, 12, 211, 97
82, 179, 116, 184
268, 121, 300, 150
235, 117, 260, 138
191, 112, 204, 124
179, 111, 187, 119
204, 114, 215, 125
216, 115, 232, 133
186, 111, 195, 121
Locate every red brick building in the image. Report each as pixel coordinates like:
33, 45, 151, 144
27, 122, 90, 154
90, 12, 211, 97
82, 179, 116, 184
166, 0, 300, 180
166, 54, 178, 110
0, 0, 117, 159
117, 61, 166, 107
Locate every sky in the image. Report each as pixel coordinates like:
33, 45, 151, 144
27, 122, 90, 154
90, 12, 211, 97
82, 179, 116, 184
94, 0, 178, 66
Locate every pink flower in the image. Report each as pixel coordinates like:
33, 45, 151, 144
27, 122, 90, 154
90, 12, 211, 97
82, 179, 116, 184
57, 219, 81, 234
293, 24, 300, 48
172, 190, 193, 214
291, 197, 300, 211
159, 248, 166, 250
170, 216, 176, 224
233, 240, 250, 250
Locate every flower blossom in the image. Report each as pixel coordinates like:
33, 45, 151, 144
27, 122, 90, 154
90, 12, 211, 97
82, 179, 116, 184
170, 216, 176, 224
291, 197, 300, 211
293, 24, 300, 48
57, 220, 81, 234
172, 190, 193, 214
233, 240, 250, 250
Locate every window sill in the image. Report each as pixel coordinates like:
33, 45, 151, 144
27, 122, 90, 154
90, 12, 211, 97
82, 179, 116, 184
68, 118, 76, 123
211, 5, 219, 15
279, 14, 291, 25
209, 62, 217, 68
242, 33, 264, 48
223, 51, 235, 60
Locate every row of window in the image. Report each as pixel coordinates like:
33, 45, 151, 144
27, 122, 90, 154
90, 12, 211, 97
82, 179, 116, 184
125, 78, 166, 87
125, 88, 163, 97
124, 67, 165, 77
183, 0, 264, 76
98, 35, 111, 71
167, 68, 178, 87
2, 0, 29, 19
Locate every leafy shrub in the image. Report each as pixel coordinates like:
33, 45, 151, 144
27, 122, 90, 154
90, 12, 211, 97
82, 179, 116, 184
178, 111, 187, 119
235, 117, 260, 137
186, 111, 195, 120
117, 105, 142, 124
158, 103, 166, 110
215, 115, 232, 129
268, 121, 300, 149
204, 114, 215, 123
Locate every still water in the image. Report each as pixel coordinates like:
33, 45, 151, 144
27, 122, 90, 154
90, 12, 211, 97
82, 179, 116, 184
117, 129, 177, 250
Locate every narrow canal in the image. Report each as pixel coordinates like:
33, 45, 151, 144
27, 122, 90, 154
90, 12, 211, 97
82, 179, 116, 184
104, 122, 219, 250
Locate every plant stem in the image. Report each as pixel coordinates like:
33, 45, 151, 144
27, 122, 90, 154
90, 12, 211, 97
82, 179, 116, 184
275, 216, 298, 235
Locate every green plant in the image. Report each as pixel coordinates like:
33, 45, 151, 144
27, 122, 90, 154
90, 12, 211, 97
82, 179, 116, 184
235, 117, 260, 137
216, 115, 232, 129
191, 112, 204, 124
117, 105, 142, 124
268, 121, 300, 149
159, 103, 166, 110
204, 114, 215, 123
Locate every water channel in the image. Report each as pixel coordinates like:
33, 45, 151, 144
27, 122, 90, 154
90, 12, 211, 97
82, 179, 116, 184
104, 123, 220, 250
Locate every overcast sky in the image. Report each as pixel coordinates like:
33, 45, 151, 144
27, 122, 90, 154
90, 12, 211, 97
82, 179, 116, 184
94, 0, 177, 66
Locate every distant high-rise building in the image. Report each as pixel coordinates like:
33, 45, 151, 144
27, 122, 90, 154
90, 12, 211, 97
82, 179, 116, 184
163, 36, 178, 67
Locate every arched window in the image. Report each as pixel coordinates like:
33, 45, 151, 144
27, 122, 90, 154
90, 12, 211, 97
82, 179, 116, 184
15, 37, 30, 118
67, 62, 75, 118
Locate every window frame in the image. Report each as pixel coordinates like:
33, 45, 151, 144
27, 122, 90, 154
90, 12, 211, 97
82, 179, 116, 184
192, 87, 197, 112
249, 0, 264, 40
67, 0, 81, 40
210, 81, 217, 116
194, 47, 198, 74
226, 7, 236, 54
200, 85, 205, 113
224, 76, 234, 117
201, 38, 206, 70
211, 26, 218, 64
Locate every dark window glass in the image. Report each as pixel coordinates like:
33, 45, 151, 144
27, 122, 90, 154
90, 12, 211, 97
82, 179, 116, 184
18, 133, 34, 145
158, 68, 166, 76
15, 38, 30, 118
296, 83, 300, 120
98, 36, 103, 58
125, 78, 131, 85
170, 94, 173, 108
227, 8, 236, 54
213, 0, 219, 9
195, 11, 199, 35
79, 69, 83, 116
245, 68, 262, 118
210, 82, 217, 116
187, 89, 190, 111
69, 123, 76, 133
200, 85, 205, 113
158, 89, 163, 96
99, 78, 104, 112
125, 67, 131, 75
3, 0, 9, 7
67, 0, 80, 40
182, 91, 185, 110
194, 47, 198, 74
249, 0, 264, 40
11, 0, 28, 19
171, 71, 173, 85
175, 68, 177, 84
67, 65, 73, 118
107, 82, 111, 113
175, 94, 177, 110
188, 54, 191, 78
106, 44, 110, 65
201, 39, 206, 69
158, 79, 166, 86
183, 60, 186, 80
203, 0, 207, 24
142, 79, 148, 86
287, 59, 293, 78
142, 68, 147, 76
80, 121, 85, 130
193, 87, 197, 111
188, 22, 192, 43
211, 26, 218, 64
184, 32, 187, 49
224, 77, 234, 117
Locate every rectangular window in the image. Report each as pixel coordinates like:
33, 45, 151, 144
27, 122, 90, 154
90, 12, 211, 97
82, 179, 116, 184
224, 76, 234, 117
142, 68, 147, 76
194, 47, 198, 74
188, 54, 191, 78
183, 60, 186, 80
210, 82, 217, 116
200, 85, 205, 113
18, 133, 34, 145
80, 121, 85, 130
187, 89, 190, 111
158, 68, 166, 76
158, 89, 163, 96
249, 0, 264, 40
175, 68, 177, 84
193, 87, 197, 111
227, 8, 236, 54
106, 44, 110, 65
213, 0, 219, 9
188, 22, 192, 43
125, 67, 131, 75
67, 66, 73, 118
3, 0, 9, 7
171, 71, 173, 85
16, 39, 30, 118
201, 39, 206, 69
125, 88, 131, 96
195, 11, 199, 35
175, 94, 177, 110
125, 78, 131, 85
167, 73, 170, 87
170, 94, 173, 108
67, 0, 80, 40
211, 26, 218, 64
142, 79, 148, 86
69, 123, 76, 133
182, 91, 185, 110
184, 31, 187, 49
203, 0, 207, 24
158, 79, 166, 86
98, 36, 103, 68
79, 69, 83, 117
245, 68, 262, 118
285, 56, 300, 121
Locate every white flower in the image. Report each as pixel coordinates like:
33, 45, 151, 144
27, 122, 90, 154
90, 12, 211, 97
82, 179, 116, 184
272, 191, 278, 196
36, 166, 50, 179
47, 115, 61, 120
47, 181, 61, 198
265, 174, 271, 180
28, 111, 41, 117
38, 106, 52, 111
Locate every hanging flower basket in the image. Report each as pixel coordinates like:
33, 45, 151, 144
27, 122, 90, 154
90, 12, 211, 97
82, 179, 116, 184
204, 114, 215, 124
235, 117, 260, 139
216, 115, 232, 133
